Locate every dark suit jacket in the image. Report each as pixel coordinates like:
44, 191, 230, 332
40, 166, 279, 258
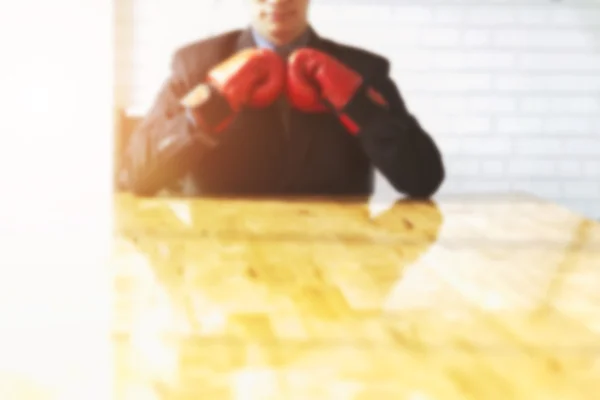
118, 26, 445, 198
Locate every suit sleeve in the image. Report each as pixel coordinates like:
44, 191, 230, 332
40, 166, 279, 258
346, 63, 445, 199
117, 52, 219, 196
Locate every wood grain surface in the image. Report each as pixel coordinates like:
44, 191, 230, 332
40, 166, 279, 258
112, 192, 600, 400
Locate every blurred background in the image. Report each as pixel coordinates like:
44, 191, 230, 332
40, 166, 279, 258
114, 0, 600, 220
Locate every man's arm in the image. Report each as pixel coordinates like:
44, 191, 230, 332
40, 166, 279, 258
118, 47, 286, 197
286, 48, 445, 199
354, 69, 445, 199
117, 53, 218, 197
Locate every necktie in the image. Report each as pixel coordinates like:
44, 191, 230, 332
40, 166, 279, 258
275, 47, 292, 140
274, 47, 293, 189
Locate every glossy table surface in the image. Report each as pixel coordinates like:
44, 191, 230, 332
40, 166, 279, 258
111, 192, 600, 399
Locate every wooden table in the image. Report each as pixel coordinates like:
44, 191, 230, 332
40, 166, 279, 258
112, 192, 600, 399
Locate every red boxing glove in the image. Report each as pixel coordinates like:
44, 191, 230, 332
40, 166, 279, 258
286, 48, 388, 135
181, 48, 285, 133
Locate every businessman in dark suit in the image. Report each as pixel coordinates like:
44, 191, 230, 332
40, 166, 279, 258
118, 0, 445, 199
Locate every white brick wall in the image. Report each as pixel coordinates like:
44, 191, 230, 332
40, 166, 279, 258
115, 0, 600, 220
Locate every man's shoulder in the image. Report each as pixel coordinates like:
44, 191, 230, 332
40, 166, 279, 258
173, 29, 242, 62
318, 37, 390, 77
167, 29, 243, 81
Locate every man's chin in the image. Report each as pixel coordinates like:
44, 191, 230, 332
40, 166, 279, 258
268, 25, 301, 45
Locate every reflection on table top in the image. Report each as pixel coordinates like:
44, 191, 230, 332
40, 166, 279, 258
112, 192, 600, 400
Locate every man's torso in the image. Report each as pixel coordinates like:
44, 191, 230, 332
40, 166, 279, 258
169, 27, 389, 197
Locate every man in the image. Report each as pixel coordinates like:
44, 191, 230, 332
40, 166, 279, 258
118, 0, 445, 199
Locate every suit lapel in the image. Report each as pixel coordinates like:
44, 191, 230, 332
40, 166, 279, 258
234, 26, 257, 52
